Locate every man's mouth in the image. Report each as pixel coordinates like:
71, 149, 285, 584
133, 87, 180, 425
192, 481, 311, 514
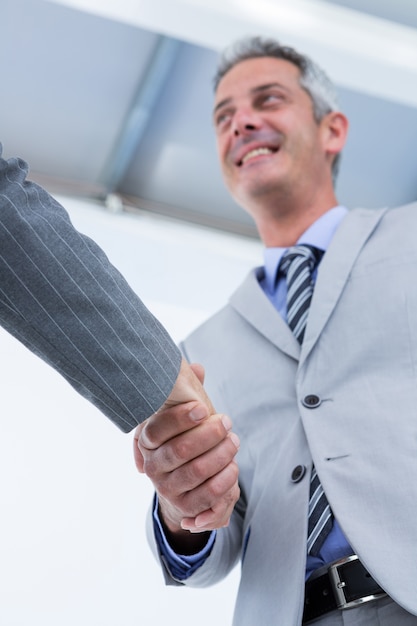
238, 146, 278, 166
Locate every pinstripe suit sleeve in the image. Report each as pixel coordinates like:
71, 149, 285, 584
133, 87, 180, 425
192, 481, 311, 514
0, 148, 181, 432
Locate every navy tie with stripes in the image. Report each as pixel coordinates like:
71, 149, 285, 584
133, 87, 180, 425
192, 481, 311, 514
280, 244, 332, 556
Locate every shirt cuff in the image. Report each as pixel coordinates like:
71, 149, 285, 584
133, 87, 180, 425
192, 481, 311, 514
152, 495, 216, 580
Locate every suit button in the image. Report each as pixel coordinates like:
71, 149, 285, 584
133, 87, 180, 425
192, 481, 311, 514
302, 394, 321, 408
291, 465, 306, 483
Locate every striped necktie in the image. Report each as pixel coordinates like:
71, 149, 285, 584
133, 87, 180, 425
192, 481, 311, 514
280, 244, 333, 556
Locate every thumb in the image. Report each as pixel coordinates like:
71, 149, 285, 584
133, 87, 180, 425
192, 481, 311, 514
133, 424, 145, 473
189, 362, 205, 385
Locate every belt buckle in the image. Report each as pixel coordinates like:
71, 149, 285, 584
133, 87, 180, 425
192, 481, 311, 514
328, 555, 386, 610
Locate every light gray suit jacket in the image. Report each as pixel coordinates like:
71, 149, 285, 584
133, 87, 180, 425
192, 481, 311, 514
0, 147, 181, 431
148, 202, 417, 624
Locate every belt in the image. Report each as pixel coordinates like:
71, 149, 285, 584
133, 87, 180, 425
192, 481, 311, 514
303, 555, 387, 624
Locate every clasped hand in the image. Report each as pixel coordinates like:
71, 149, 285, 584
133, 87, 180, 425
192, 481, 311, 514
133, 365, 240, 541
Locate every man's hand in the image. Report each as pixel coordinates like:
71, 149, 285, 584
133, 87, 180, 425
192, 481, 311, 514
133, 362, 239, 551
158, 358, 215, 414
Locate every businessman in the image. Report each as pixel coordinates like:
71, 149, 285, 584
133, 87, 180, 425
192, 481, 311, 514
136, 36, 417, 624
0, 147, 239, 531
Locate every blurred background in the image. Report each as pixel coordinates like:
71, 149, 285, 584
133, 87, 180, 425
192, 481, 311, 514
0, 0, 416, 624
2, 0, 417, 234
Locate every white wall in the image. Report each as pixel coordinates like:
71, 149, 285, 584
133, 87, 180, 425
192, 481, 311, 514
0, 196, 262, 625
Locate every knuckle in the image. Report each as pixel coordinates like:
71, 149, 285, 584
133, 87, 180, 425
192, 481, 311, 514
191, 456, 209, 482
171, 438, 192, 463
207, 477, 225, 500
229, 460, 240, 482
138, 425, 156, 450
219, 439, 239, 465
142, 456, 157, 477
210, 464, 240, 499
213, 417, 227, 438
177, 463, 203, 494
206, 415, 226, 441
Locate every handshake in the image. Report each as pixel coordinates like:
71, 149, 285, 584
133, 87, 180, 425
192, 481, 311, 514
133, 359, 240, 553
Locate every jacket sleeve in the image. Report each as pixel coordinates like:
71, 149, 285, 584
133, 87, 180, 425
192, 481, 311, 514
146, 497, 243, 588
0, 146, 181, 432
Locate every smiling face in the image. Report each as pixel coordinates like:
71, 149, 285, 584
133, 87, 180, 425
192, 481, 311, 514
213, 56, 337, 222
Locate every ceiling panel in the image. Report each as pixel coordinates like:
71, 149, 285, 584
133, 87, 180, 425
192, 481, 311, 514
321, 0, 417, 29
1, 0, 159, 185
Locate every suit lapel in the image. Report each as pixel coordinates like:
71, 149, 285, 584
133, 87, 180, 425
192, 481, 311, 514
230, 207, 389, 365
230, 267, 301, 361
300, 207, 389, 366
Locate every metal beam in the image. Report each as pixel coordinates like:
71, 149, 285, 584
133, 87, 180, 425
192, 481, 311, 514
101, 35, 181, 195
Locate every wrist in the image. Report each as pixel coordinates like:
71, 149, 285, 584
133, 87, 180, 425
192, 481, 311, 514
163, 359, 214, 414
158, 499, 210, 555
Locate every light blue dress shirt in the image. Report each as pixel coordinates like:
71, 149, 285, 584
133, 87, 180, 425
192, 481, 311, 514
154, 205, 354, 580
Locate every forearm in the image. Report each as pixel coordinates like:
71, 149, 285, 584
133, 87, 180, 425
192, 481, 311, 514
0, 148, 181, 431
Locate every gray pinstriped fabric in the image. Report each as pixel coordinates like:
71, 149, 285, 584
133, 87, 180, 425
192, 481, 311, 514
280, 244, 332, 556
0, 146, 181, 431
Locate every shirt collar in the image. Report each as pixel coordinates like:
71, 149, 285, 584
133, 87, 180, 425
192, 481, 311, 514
263, 206, 348, 295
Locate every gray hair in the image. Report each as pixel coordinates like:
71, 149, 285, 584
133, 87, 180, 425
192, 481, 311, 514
213, 36, 342, 178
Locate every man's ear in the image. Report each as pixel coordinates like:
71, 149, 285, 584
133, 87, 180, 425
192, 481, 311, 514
322, 111, 349, 159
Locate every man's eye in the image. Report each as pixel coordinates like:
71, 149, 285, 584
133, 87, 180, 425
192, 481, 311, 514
215, 112, 231, 128
261, 93, 284, 105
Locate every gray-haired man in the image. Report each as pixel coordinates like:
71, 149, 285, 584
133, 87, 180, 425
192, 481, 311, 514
137, 36, 417, 624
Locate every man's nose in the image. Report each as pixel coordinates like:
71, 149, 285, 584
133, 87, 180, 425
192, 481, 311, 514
232, 109, 261, 137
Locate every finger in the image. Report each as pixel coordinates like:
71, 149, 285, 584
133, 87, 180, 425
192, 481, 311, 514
146, 415, 235, 480
160, 358, 215, 415
182, 491, 239, 532
181, 469, 240, 532
194, 479, 240, 528
176, 459, 239, 524
184, 501, 234, 532
139, 401, 210, 450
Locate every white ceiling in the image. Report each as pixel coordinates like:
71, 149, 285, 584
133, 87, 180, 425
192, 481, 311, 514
49, 0, 417, 107
1, 0, 417, 236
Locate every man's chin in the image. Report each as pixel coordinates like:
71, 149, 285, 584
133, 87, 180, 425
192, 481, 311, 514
233, 179, 283, 206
